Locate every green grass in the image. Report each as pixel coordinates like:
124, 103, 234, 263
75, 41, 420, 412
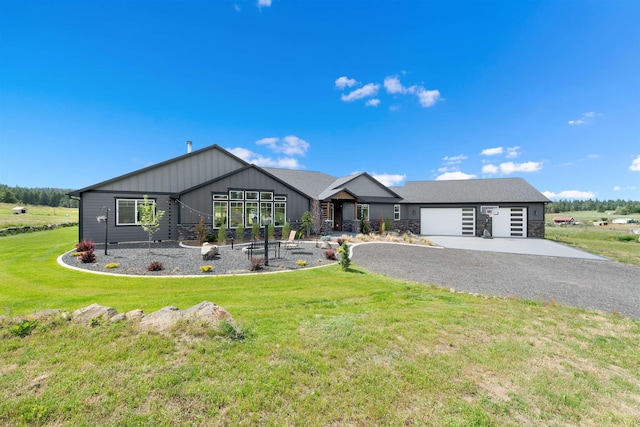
545, 218, 640, 266
1, 227, 639, 426
0, 202, 78, 228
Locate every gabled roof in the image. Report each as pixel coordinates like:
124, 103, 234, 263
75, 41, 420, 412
318, 172, 401, 201
69, 144, 248, 196
392, 178, 550, 204
262, 168, 337, 199
174, 164, 314, 199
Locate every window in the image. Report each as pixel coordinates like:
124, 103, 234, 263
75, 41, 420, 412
116, 198, 154, 225
358, 204, 369, 221
246, 202, 259, 226
229, 191, 244, 200
394, 204, 401, 220
274, 202, 286, 226
260, 202, 273, 224
213, 190, 286, 228
229, 202, 244, 228
213, 201, 228, 228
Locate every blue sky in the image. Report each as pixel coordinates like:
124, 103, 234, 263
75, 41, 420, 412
1, 0, 638, 200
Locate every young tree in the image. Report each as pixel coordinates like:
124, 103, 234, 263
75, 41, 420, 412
301, 211, 313, 237
139, 195, 165, 253
311, 199, 322, 236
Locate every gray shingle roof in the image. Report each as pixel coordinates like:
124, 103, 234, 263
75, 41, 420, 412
262, 168, 337, 199
391, 178, 550, 204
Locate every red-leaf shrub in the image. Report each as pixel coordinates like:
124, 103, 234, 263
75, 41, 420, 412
147, 261, 164, 271
79, 249, 96, 263
76, 240, 95, 252
324, 249, 336, 260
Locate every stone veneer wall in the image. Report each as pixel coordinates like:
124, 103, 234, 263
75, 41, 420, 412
528, 220, 545, 238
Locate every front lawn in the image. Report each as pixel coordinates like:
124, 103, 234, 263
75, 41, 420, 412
1, 228, 638, 425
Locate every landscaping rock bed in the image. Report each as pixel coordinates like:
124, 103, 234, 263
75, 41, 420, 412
60, 240, 337, 276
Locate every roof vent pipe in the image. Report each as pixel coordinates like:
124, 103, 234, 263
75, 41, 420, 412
187, 140, 192, 153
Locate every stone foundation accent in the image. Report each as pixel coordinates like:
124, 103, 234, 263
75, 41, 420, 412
528, 220, 545, 238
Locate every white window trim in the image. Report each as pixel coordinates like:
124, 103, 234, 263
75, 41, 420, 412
394, 204, 401, 220
116, 198, 155, 226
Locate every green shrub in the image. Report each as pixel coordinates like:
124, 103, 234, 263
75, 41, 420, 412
339, 242, 351, 271
282, 222, 291, 240
235, 223, 245, 241
10, 319, 37, 337
268, 223, 275, 240
296, 259, 307, 266
105, 263, 119, 269
616, 234, 637, 242
200, 265, 214, 272
217, 223, 227, 244
252, 222, 260, 240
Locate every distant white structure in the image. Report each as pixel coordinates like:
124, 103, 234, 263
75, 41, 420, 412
612, 218, 637, 224
12, 207, 27, 214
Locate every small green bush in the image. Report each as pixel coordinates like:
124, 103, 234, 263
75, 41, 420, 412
217, 224, 227, 244
10, 319, 37, 337
200, 265, 214, 272
105, 263, 119, 269
282, 222, 291, 240
235, 223, 245, 241
252, 222, 260, 240
616, 234, 637, 242
296, 259, 307, 266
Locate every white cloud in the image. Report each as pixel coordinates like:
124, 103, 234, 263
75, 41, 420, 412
227, 147, 302, 169
499, 161, 542, 174
389, 105, 400, 111
365, 98, 380, 107
506, 146, 520, 158
442, 154, 468, 165
384, 76, 415, 94
542, 190, 596, 200
568, 111, 600, 126
630, 155, 640, 172
588, 154, 600, 159
341, 83, 380, 102
371, 173, 407, 186
256, 135, 309, 156
613, 186, 622, 191
234, 4, 241, 11
481, 147, 503, 156
436, 171, 477, 180
416, 88, 440, 108
257, 0, 271, 7
482, 164, 499, 174
335, 76, 357, 89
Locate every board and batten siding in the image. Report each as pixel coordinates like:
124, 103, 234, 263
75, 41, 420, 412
345, 175, 397, 198
79, 191, 175, 243
93, 148, 246, 194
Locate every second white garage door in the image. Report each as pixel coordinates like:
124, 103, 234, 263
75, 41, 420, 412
420, 208, 475, 236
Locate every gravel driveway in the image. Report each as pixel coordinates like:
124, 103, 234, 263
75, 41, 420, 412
351, 243, 640, 318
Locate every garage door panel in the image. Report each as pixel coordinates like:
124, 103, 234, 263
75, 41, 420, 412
493, 207, 527, 237
421, 208, 475, 236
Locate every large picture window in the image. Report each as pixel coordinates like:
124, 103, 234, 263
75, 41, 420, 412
212, 191, 286, 228
116, 198, 154, 226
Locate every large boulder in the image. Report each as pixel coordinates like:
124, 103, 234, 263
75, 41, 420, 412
139, 302, 235, 333
72, 303, 118, 325
201, 243, 219, 260
139, 306, 182, 332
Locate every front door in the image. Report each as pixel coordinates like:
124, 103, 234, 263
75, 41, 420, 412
333, 202, 342, 231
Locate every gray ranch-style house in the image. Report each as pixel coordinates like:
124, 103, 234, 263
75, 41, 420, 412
69, 143, 550, 244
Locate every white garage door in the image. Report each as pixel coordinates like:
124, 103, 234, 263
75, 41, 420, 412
420, 208, 475, 236
492, 207, 527, 237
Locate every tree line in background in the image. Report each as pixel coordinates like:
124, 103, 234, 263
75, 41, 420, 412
546, 199, 640, 215
0, 184, 79, 208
